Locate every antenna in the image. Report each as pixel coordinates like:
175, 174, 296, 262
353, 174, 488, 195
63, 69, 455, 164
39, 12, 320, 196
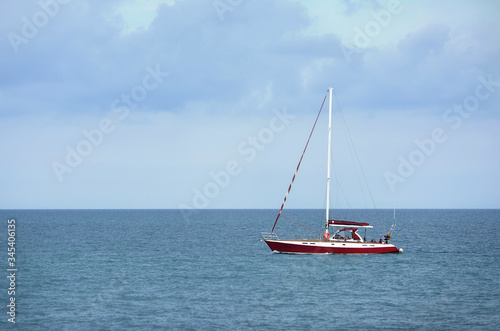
389, 206, 397, 236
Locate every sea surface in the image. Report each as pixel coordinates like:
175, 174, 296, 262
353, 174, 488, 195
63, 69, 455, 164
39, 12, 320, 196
1, 209, 499, 330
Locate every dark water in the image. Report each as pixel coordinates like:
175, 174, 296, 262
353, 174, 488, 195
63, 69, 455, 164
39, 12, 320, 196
1, 209, 499, 330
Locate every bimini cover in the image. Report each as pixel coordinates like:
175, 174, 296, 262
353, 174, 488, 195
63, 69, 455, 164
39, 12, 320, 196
329, 220, 372, 227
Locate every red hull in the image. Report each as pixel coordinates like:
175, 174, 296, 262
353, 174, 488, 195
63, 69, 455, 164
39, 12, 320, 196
264, 239, 400, 254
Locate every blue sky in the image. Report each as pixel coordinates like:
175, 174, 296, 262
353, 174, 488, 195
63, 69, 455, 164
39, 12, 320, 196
1, 0, 499, 209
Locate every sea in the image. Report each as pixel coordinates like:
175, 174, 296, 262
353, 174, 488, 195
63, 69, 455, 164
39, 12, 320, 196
0, 209, 499, 330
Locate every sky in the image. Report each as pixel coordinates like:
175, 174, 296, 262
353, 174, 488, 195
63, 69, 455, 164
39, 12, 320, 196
1, 0, 499, 209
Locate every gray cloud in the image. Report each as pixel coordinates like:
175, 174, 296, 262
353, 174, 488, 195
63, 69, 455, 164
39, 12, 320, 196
1, 0, 500, 208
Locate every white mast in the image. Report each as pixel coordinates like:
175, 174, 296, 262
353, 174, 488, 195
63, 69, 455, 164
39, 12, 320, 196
325, 87, 333, 235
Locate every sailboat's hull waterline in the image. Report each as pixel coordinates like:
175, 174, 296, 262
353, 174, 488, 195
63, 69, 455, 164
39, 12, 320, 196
263, 239, 401, 254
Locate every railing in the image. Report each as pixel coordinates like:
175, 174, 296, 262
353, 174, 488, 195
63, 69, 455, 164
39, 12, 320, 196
261, 232, 279, 240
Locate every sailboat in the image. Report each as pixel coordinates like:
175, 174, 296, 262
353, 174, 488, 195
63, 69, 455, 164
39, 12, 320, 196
262, 88, 403, 254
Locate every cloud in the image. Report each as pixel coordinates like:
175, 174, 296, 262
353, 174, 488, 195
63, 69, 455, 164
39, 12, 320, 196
1, 0, 500, 208
2, 0, 499, 118
398, 24, 450, 61
0, 0, 307, 116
